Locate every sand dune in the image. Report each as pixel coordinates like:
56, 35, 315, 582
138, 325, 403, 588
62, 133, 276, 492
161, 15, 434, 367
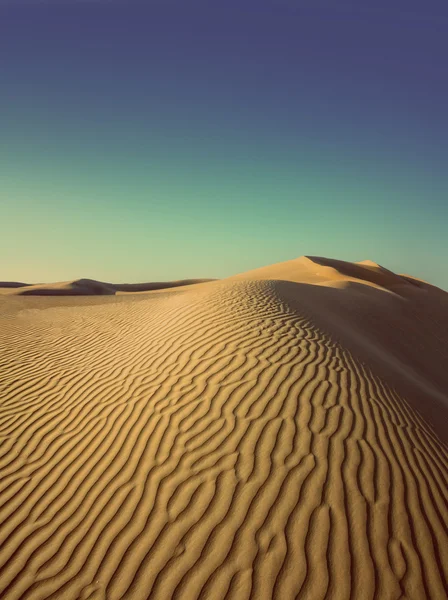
0, 278, 214, 296
0, 256, 447, 599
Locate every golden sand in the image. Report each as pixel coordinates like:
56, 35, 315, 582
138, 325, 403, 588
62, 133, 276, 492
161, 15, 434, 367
0, 257, 447, 599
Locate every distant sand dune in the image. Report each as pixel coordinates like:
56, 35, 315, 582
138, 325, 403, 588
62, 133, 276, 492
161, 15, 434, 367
0, 278, 215, 296
0, 257, 447, 599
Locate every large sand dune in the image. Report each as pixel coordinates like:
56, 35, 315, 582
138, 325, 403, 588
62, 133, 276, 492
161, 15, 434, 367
0, 256, 447, 599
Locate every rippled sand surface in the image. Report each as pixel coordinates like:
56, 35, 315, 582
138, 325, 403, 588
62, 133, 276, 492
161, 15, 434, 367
0, 257, 447, 599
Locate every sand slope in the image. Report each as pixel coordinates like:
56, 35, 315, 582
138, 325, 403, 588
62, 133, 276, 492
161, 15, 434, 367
0, 257, 447, 599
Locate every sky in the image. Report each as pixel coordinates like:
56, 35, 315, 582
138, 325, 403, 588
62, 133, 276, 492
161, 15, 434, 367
1, 0, 447, 288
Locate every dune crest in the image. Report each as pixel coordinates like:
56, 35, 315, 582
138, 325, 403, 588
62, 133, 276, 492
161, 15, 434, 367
230, 255, 437, 293
0, 257, 447, 599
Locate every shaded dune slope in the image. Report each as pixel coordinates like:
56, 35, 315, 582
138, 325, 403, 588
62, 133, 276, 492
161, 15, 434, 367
230, 257, 448, 441
0, 257, 447, 599
0, 282, 30, 289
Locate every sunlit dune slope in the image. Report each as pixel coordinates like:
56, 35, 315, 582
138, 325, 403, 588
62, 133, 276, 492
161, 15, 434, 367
0, 256, 447, 599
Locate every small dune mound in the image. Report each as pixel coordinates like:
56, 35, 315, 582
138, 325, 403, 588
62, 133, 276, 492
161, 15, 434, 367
19, 279, 116, 296
1, 278, 215, 297
0, 282, 31, 289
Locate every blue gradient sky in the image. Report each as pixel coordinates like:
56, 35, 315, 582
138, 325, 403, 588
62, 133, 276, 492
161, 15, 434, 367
1, 1, 447, 288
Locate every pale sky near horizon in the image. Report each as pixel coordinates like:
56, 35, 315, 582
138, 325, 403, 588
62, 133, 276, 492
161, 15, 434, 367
1, 1, 447, 289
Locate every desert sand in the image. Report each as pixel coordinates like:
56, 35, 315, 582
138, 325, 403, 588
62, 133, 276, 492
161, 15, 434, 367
0, 256, 447, 599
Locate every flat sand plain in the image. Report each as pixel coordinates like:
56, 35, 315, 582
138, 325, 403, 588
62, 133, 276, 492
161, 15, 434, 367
0, 256, 447, 599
